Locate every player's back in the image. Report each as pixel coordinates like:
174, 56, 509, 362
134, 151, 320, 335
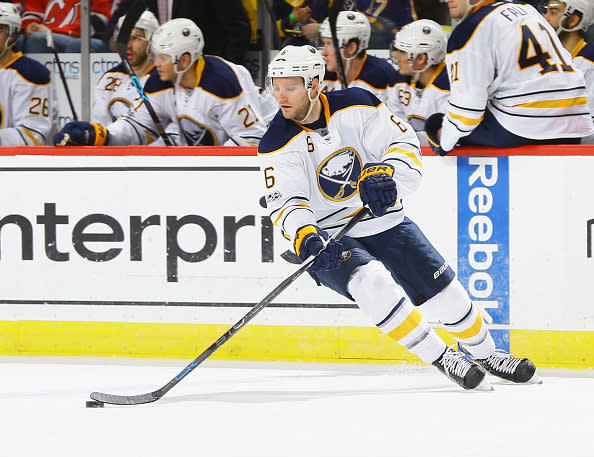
447, 1, 592, 139
322, 54, 397, 102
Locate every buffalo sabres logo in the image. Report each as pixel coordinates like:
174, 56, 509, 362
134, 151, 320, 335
317, 147, 362, 201
179, 115, 217, 145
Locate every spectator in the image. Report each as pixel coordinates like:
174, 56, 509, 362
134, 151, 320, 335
0, 2, 57, 144
159, 0, 250, 66
542, 0, 594, 127
272, 0, 327, 46
54, 18, 268, 146
21, 0, 112, 52
91, 11, 162, 125
260, 44, 540, 390
353, 0, 417, 48
319, 11, 398, 104
387, 19, 449, 144
425, 0, 593, 156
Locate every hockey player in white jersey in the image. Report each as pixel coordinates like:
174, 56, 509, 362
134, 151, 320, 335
91, 11, 161, 126
259, 45, 540, 390
319, 11, 397, 103
425, 0, 593, 156
54, 19, 269, 146
387, 19, 450, 145
543, 0, 594, 130
0, 2, 56, 145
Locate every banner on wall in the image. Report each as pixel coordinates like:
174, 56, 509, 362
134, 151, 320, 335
457, 156, 510, 351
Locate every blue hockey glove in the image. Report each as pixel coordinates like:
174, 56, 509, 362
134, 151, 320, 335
425, 113, 451, 156
294, 225, 343, 272
53, 121, 109, 146
357, 163, 397, 217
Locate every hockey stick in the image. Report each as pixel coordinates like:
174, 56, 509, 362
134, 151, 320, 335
116, 0, 173, 145
328, 0, 347, 89
46, 31, 78, 121
90, 207, 370, 405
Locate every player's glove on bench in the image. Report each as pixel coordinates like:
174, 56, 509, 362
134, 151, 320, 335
294, 225, 343, 272
357, 163, 397, 217
53, 121, 109, 146
425, 113, 451, 156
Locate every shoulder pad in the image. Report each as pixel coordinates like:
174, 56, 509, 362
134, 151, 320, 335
577, 42, 594, 63
447, 2, 501, 53
357, 55, 398, 89
144, 71, 174, 94
258, 112, 303, 154
324, 70, 338, 83
393, 70, 411, 85
105, 61, 128, 75
433, 66, 450, 91
198, 55, 243, 99
8, 55, 50, 85
325, 87, 382, 114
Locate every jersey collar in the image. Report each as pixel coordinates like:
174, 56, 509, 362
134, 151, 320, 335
293, 93, 331, 132
2, 51, 21, 69
571, 39, 587, 58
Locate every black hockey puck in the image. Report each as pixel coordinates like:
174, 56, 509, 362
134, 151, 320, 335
86, 400, 104, 408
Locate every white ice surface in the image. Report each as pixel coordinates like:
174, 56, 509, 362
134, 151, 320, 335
1, 356, 593, 457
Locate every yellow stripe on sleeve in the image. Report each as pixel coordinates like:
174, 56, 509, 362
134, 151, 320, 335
272, 202, 310, 226
448, 112, 484, 126
384, 147, 422, 168
22, 128, 41, 145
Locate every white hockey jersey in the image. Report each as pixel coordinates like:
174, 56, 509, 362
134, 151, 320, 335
0, 52, 57, 145
442, 1, 593, 151
387, 62, 450, 144
321, 54, 398, 103
107, 55, 268, 146
257, 88, 423, 241
571, 39, 594, 123
92, 63, 154, 125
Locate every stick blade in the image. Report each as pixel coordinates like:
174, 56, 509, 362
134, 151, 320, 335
90, 391, 158, 406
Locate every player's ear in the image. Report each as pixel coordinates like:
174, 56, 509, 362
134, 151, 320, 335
344, 40, 359, 59
179, 52, 192, 70
566, 12, 582, 29
415, 53, 428, 70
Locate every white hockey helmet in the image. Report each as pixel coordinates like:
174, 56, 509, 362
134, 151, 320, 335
151, 18, 204, 70
267, 45, 325, 91
117, 10, 160, 40
319, 11, 371, 52
394, 19, 447, 67
558, 0, 594, 32
0, 2, 21, 36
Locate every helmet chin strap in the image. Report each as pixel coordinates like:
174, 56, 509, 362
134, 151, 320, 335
296, 87, 320, 123
0, 35, 13, 62
459, 0, 484, 22
556, 16, 583, 35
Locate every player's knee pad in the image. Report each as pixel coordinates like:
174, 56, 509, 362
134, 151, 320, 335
421, 279, 472, 324
347, 260, 407, 325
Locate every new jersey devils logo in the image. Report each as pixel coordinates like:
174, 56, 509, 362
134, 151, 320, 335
317, 147, 362, 201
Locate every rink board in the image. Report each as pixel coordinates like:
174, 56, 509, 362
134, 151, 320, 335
0, 145, 592, 368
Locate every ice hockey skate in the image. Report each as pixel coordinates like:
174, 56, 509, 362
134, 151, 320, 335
433, 347, 493, 391
474, 349, 542, 384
